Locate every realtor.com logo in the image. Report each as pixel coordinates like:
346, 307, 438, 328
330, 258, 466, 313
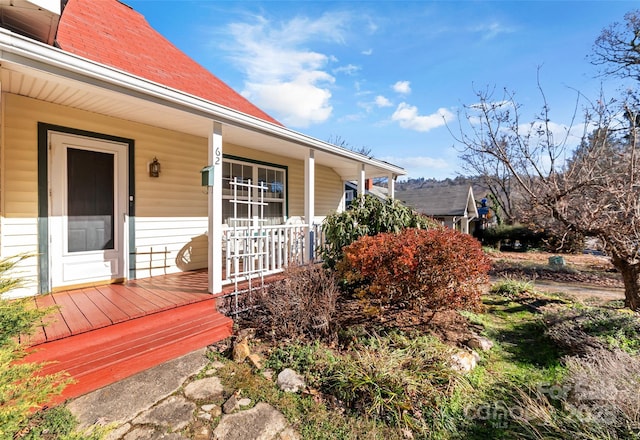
463, 381, 626, 429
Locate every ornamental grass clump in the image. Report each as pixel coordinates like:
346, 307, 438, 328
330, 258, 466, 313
0, 255, 70, 440
513, 348, 640, 439
490, 276, 536, 299
318, 331, 460, 432
337, 228, 491, 316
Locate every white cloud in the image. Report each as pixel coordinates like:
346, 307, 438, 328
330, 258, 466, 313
380, 155, 452, 179
243, 72, 334, 128
392, 103, 455, 132
333, 64, 360, 76
224, 12, 351, 127
362, 48, 373, 56
393, 81, 411, 95
526, 120, 587, 147
470, 21, 516, 40
375, 95, 393, 107
339, 113, 365, 122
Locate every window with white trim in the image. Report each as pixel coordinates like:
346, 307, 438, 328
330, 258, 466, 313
222, 158, 286, 225
345, 189, 354, 202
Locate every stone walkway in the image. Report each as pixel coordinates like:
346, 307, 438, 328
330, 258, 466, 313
66, 349, 298, 440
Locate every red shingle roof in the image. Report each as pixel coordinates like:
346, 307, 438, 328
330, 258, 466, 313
56, 0, 281, 125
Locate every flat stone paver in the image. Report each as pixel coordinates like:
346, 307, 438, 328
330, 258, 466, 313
67, 349, 208, 428
213, 402, 288, 440
124, 427, 188, 440
132, 396, 196, 431
66, 348, 298, 440
183, 376, 225, 401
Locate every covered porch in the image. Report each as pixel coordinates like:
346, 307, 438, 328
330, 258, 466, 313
24, 271, 237, 402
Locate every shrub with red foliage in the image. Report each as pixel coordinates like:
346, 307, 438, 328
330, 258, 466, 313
338, 228, 491, 315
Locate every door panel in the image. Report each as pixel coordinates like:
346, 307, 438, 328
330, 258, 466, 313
50, 133, 127, 288
67, 148, 115, 252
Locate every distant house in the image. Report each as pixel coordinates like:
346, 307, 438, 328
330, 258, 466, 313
397, 185, 479, 234
0, 0, 405, 298
344, 179, 390, 208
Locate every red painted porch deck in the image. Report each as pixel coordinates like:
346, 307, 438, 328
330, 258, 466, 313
24, 271, 234, 403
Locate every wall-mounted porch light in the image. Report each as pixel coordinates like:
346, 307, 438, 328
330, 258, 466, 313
149, 157, 161, 178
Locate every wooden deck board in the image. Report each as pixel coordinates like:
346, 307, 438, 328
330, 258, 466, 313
35, 293, 72, 341
117, 284, 175, 312
29, 271, 217, 345
104, 284, 162, 315
66, 289, 113, 329
94, 284, 147, 319
81, 287, 130, 324
52, 292, 93, 334
26, 299, 233, 403
133, 283, 196, 306
18, 270, 299, 401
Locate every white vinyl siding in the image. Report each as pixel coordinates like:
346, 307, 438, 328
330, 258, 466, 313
2, 94, 40, 297
1, 94, 348, 296
134, 217, 208, 277
2, 94, 211, 293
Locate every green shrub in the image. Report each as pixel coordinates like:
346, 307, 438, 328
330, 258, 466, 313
483, 223, 585, 254
0, 255, 70, 440
322, 195, 438, 268
337, 228, 491, 315
20, 406, 105, 440
482, 224, 544, 251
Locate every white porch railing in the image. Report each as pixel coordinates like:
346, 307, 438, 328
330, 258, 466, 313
221, 221, 325, 285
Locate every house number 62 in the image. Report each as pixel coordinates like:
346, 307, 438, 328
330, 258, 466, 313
214, 148, 221, 165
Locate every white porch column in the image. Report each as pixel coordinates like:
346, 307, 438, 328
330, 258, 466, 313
358, 163, 365, 203
461, 216, 470, 234
208, 121, 223, 294
304, 149, 315, 262
388, 173, 395, 200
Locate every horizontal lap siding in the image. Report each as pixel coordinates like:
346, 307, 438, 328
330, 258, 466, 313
133, 124, 207, 278
2, 94, 209, 294
314, 166, 343, 218
2, 94, 346, 297
2, 95, 40, 297
134, 217, 208, 277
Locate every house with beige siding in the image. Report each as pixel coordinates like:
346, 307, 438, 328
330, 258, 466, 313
0, 0, 403, 298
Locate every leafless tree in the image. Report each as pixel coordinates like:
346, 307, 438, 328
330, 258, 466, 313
591, 10, 640, 81
456, 81, 640, 310
457, 120, 518, 224
327, 134, 373, 157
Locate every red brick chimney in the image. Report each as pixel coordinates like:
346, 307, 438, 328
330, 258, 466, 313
365, 178, 373, 191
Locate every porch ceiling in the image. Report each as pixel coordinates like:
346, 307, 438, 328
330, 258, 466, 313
1, 60, 402, 180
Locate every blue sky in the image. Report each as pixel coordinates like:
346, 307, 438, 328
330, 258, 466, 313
127, 0, 638, 180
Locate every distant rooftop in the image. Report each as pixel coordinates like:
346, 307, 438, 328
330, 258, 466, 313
397, 185, 475, 217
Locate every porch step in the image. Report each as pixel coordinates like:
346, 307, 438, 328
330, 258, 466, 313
25, 299, 233, 403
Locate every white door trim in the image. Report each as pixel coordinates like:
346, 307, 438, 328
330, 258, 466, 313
49, 132, 128, 289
